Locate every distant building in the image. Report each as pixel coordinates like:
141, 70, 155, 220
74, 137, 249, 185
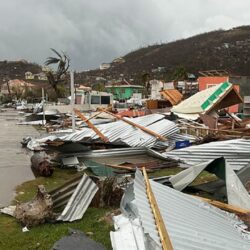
25, 71, 48, 81
151, 67, 167, 73
42, 66, 52, 72
105, 80, 143, 101
149, 79, 198, 101
25, 71, 34, 80
112, 57, 125, 64
36, 72, 48, 81
1, 79, 35, 96
75, 88, 113, 106
100, 63, 111, 70
149, 80, 164, 99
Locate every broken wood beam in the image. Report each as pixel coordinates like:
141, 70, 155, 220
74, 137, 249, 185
193, 196, 250, 215
73, 109, 109, 143
142, 167, 173, 250
85, 111, 104, 122
101, 109, 167, 141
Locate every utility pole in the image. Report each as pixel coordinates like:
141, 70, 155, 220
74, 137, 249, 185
42, 88, 45, 126
70, 71, 76, 132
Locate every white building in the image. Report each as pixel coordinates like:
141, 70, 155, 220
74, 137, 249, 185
100, 63, 111, 70
149, 80, 164, 99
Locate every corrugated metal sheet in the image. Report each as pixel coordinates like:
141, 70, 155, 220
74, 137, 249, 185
130, 170, 250, 250
163, 139, 250, 170
35, 114, 179, 148
63, 147, 148, 158
110, 214, 148, 250
52, 174, 98, 222
160, 89, 183, 105
49, 175, 82, 210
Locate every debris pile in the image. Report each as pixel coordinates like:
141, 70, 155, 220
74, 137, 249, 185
2, 77, 250, 249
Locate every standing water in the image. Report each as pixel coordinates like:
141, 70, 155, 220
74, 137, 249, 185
0, 109, 39, 206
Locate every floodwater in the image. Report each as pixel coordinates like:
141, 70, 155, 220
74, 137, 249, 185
0, 109, 39, 207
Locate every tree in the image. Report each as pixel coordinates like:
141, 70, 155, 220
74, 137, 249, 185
44, 48, 70, 98
172, 65, 188, 81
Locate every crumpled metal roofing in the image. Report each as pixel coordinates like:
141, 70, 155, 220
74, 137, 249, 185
63, 147, 148, 158
129, 170, 250, 250
110, 214, 148, 250
53, 174, 98, 222
163, 138, 250, 170
40, 114, 180, 148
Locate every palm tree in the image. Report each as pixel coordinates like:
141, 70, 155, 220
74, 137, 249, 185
44, 48, 70, 98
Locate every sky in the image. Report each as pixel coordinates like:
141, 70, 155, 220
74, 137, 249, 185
0, 0, 249, 71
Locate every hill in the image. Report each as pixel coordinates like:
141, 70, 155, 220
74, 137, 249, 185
78, 26, 250, 84
0, 60, 42, 84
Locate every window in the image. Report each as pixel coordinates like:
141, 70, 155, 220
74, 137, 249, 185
101, 96, 110, 104
91, 95, 100, 104
207, 84, 217, 89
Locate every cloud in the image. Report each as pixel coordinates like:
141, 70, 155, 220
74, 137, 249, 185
0, 0, 249, 70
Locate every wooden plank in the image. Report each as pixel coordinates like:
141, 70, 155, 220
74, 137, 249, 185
73, 108, 109, 143
193, 196, 250, 215
142, 167, 173, 250
85, 111, 104, 122
101, 109, 167, 141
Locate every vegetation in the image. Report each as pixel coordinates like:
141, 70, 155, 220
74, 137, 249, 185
0, 208, 112, 250
0, 60, 41, 84
92, 83, 105, 92
172, 65, 188, 81
44, 49, 70, 98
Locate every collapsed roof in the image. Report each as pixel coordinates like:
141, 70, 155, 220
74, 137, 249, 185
171, 82, 243, 119
162, 138, 250, 170
115, 169, 250, 250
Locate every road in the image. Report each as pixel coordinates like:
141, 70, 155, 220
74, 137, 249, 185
0, 109, 39, 206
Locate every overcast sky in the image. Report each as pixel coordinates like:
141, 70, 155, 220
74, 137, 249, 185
0, 0, 249, 71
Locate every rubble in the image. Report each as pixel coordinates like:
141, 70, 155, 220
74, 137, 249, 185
113, 169, 250, 250
171, 82, 243, 120
2, 73, 250, 249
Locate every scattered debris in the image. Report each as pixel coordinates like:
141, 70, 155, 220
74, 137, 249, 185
0, 205, 16, 216
172, 82, 243, 120
163, 138, 250, 170
56, 174, 99, 222
116, 169, 250, 249
22, 226, 29, 233
31, 153, 53, 177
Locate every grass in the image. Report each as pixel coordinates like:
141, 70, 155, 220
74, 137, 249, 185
148, 166, 182, 177
14, 168, 81, 203
0, 208, 113, 250
148, 166, 217, 185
